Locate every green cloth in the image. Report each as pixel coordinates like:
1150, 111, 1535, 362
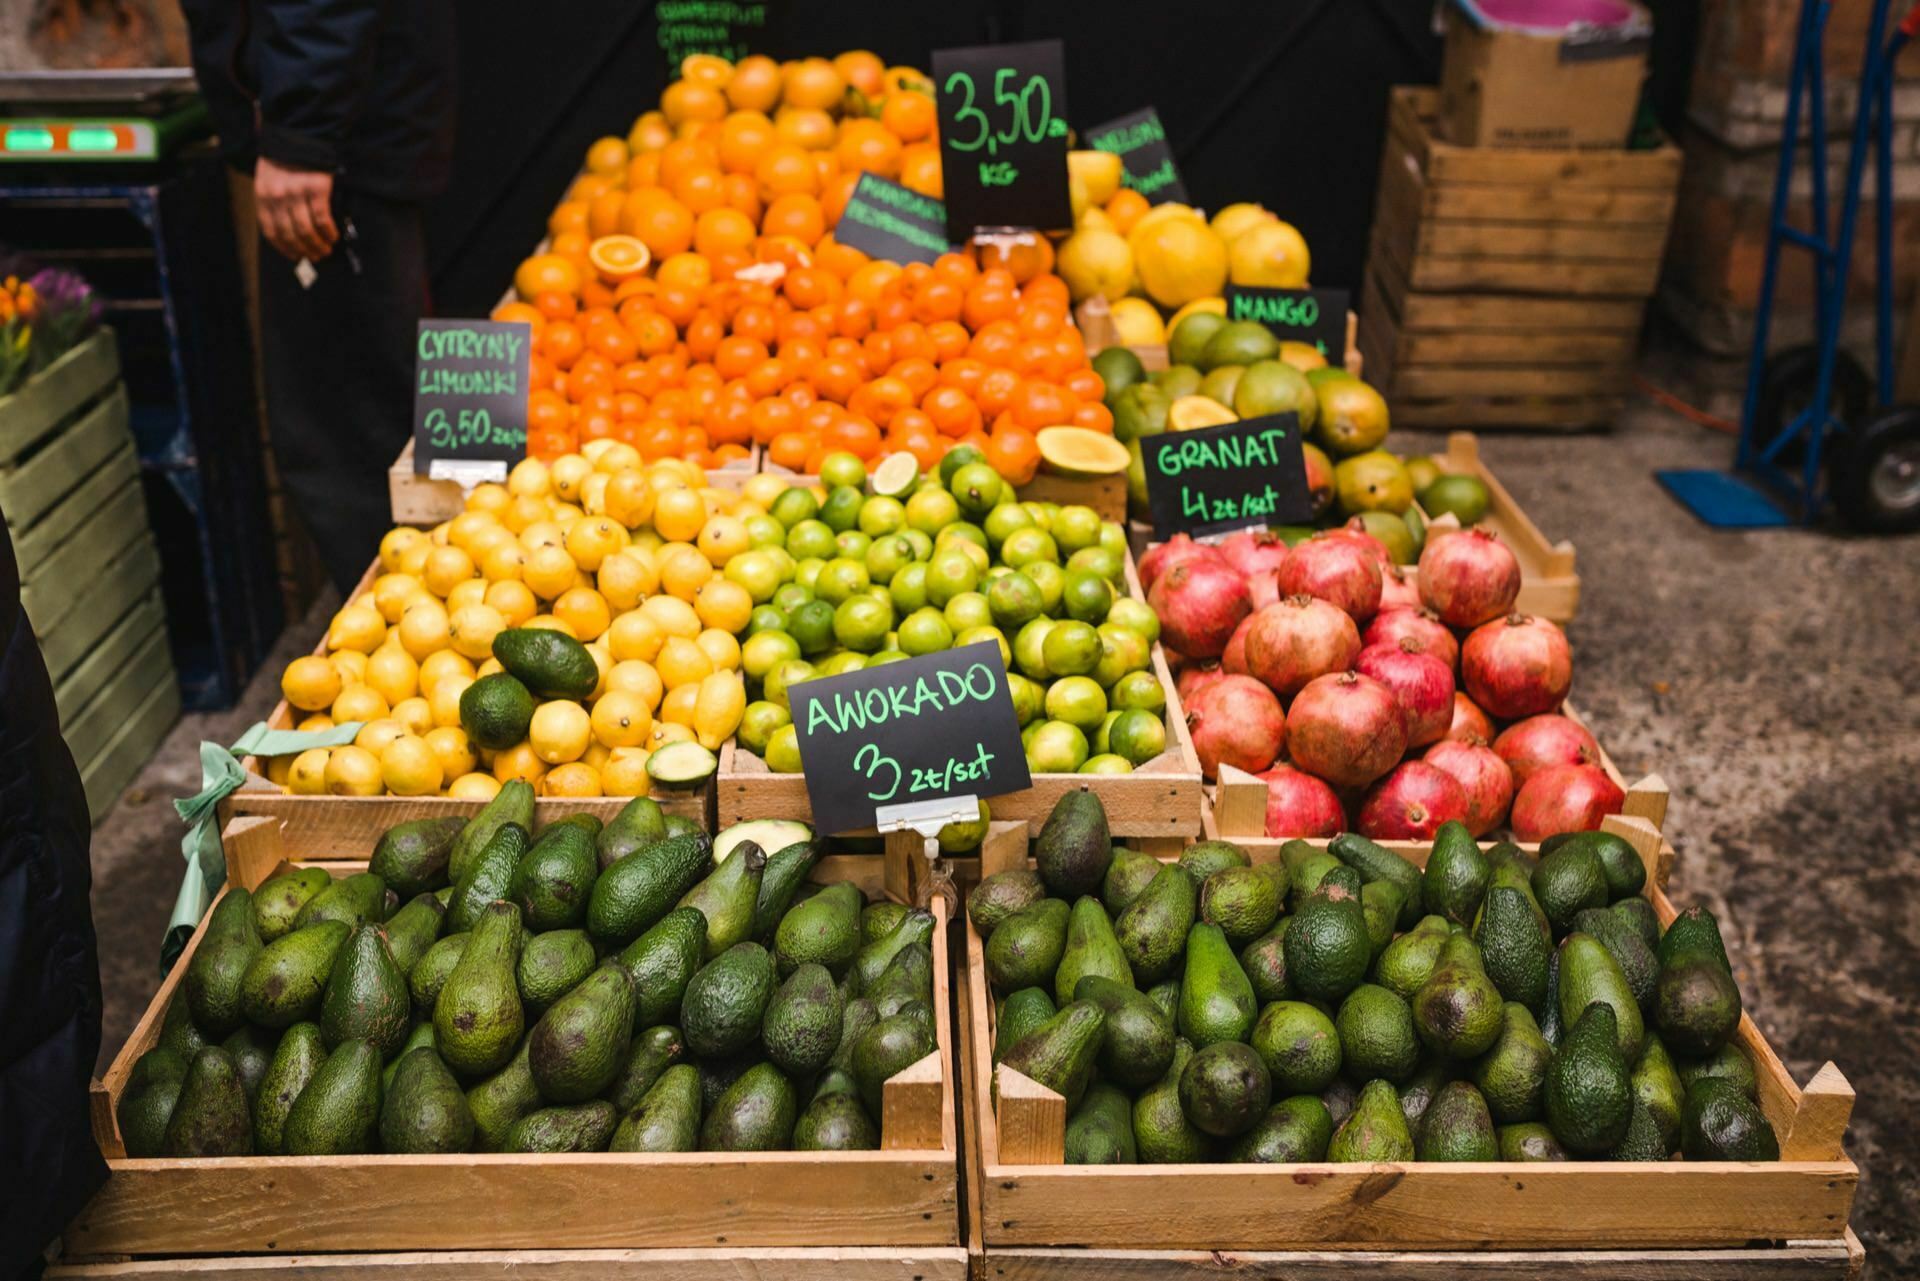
161, 721, 363, 968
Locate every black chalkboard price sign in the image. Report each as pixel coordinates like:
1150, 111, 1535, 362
1224, 285, 1351, 363
788, 641, 1032, 835
655, 1, 772, 73
412, 319, 531, 480
1142, 414, 1316, 540
1084, 106, 1188, 205
931, 39, 1072, 241
833, 173, 952, 266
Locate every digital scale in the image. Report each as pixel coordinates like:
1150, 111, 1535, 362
0, 68, 209, 165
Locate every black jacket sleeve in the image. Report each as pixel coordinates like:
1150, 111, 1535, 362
256, 0, 389, 173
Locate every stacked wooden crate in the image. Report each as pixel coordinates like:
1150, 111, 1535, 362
1360, 88, 1682, 429
0, 329, 179, 817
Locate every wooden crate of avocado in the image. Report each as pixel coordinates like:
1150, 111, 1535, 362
224, 558, 715, 841
70, 815, 959, 1258
960, 814, 1857, 1252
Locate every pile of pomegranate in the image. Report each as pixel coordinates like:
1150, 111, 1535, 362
1144, 524, 1624, 843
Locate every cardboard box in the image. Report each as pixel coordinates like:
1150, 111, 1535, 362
1439, 0, 1652, 149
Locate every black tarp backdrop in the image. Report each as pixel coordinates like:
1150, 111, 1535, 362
425, 3, 1466, 316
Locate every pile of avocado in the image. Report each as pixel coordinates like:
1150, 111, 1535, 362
974, 794, 1775, 1164
119, 793, 937, 1157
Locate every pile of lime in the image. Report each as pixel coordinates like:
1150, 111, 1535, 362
731, 447, 1171, 777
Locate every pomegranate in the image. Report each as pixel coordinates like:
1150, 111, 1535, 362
1447, 692, 1496, 743
1150, 558, 1251, 660
1493, 714, 1600, 788
1363, 607, 1459, 673
1285, 671, 1408, 789
1256, 764, 1347, 838
1139, 534, 1222, 594
1242, 595, 1362, 698
1380, 564, 1423, 611
1275, 532, 1384, 622
1328, 519, 1397, 568
1356, 762, 1470, 841
1461, 614, 1572, 720
1510, 763, 1625, 843
1185, 675, 1287, 780
1423, 738, 1514, 837
1222, 615, 1254, 676
1355, 639, 1455, 747
1418, 528, 1521, 628
1217, 529, 1292, 579
1175, 663, 1227, 705
1246, 570, 1282, 610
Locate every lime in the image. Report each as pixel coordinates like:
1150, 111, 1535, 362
943, 591, 993, 633
1021, 501, 1056, 530
1154, 364, 1203, 399
746, 604, 788, 636
817, 650, 868, 677
738, 700, 791, 755
788, 599, 837, 655
1105, 597, 1161, 643
819, 451, 867, 491
857, 495, 906, 537
986, 571, 1044, 628
1093, 623, 1151, 687
925, 548, 980, 606
820, 485, 865, 533
833, 595, 893, 652
1023, 561, 1066, 615
835, 531, 872, 563
762, 659, 816, 710
1092, 709, 1122, 754
949, 463, 1005, 518
1026, 721, 1090, 773
772, 582, 813, 614
889, 562, 930, 613
938, 444, 986, 488
1109, 708, 1169, 765
744, 513, 786, 548
1101, 521, 1130, 560
864, 533, 915, 584
937, 521, 989, 555
1061, 569, 1114, 624
983, 503, 1036, 548
1042, 620, 1101, 675
785, 519, 837, 561
897, 607, 954, 656
1168, 311, 1227, 367
868, 649, 910, 667
1110, 669, 1166, 713
1080, 754, 1133, 775
771, 487, 820, 529
1013, 618, 1055, 680
741, 629, 801, 681
724, 549, 782, 601
1421, 473, 1491, 525
1092, 346, 1147, 406
813, 557, 871, 606
1045, 676, 1107, 733
1067, 545, 1124, 584
764, 723, 803, 772
954, 625, 1010, 667
760, 547, 797, 583
1047, 505, 1099, 555
792, 559, 822, 598
1006, 672, 1044, 725
905, 486, 961, 535
870, 452, 920, 499
937, 799, 991, 854
900, 528, 934, 561
998, 527, 1059, 570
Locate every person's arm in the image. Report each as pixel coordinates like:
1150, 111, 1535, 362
252, 0, 386, 260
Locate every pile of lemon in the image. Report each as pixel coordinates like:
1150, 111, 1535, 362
268, 443, 764, 800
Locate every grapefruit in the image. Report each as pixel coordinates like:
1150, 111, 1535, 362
1056, 226, 1136, 302
1130, 215, 1228, 308
1228, 220, 1312, 289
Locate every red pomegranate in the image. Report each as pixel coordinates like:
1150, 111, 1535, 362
1380, 565, 1423, 611
1150, 558, 1251, 660
1256, 764, 1347, 838
1222, 615, 1255, 676
1447, 692, 1496, 743
1139, 534, 1222, 594
1510, 763, 1626, 843
1275, 532, 1384, 622
1247, 570, 1282, 610
1363, 607, 1459, 673
1461, 614, 1572, 720
1418, 528, 1522, 628
1217, 529, 1292, 579
1285, 671, 1408, 789
1355, 640, 1455, 747
1186, 675, 1287, 780
1242, 595, 1362, 698
1356, 762, 1469, 840
1423, 738, 1515, 837
1175, 663, 1227, 705
1493, 714, 1600, 788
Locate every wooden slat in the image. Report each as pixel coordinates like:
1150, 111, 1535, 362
10, 441, 139, 575
1404, 253, 1663, 298
80, 672, 180, 822
1370, 253, 1646, 333
59, 624, 174, 768
0, 328, 119, 461
1381, 327, 1640, 368
1388, 397, 1626, 430
32, 532, 160, 677
993, 1065, 1066, 1165
981, 1241, 1860, 1279
1389, 88, 1684, 192
47, 1248, 971, 1281
22, 475, 153, 634
53, 590, 167, 726
1417, 220, 1673, 263
1386, 364, 1634, 400
0, 385, 132, 530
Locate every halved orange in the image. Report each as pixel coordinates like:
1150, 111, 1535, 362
588, 234, 652, 283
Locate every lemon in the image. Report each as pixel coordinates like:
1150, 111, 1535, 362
430, 672, 474, 727
417, 648, 473, 695
543, 762, 601, 797
694, 670, 746, 750
607, 611, 665, 663
653, 488, 708, 543
445, 578, 488, 613
696, 514, 750, 566
590, 689, 653, 748
332, 683, 389, 723
396, 539, 432, 577
640, 594, 701, 640
649, 720, 696, 749
603, 472, 657, 530
655, 635, 715, 690
287, 748, 331, 794
295, 712, 335, 733
523, 545, 577, 600
327, 649, 368, 687
281, 655, 343, 711
392, 696, 433, 736
354, 717, 408, 755
1068, 149, 1123, 205
606, 659, 664, 709
1107, 297, 1167, 346
1210, 202, 1277, 244
380, 734, 443, 796
695, 627, 741, 673
396, 599, 451, 659
693, 579, 752, 633
327, 602, 387, 654
448, 771, 501, 800
447, 603, 506, 660
424, 725, 476, 778
420, 545, 477, 598
564, 515, 626, 571
595, 550, 655, 610
373, 573, 424, 622
467, 481, 511, 514
600, 748, 652, 797
324, 744, 384, 796
483, 580, 538, 628
1056, 226, 1135, 303
491, 741, 547, 786
1227, 219, 1312, 289
507, 457, 550, 497
447, 509, 499, 552
529, 699, 592, 764
660, 682, 699, 728
1131, 215, 1229, 308
659, 544, 714, 598
553, 587, 611, 641
365, 645, 420, 706
580, 473, 610, 517
594, 441, 640, 474
265, 753, 294, 786
479, 541, 528, 582
523, 614, 578, 639
379, 527, 427, 572
546, 453, 589, 501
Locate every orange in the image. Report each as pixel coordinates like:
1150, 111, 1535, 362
658, 136, 720, 191
1105, 188, 1151, 234
625, 193, 694, 259
515, 253, 581, 301
588, 234, 650, 283
813, 234, 867, 280
694, 206, 756, 257
670, 164, 726, 214
782, 57, 845, 110
585, 135, 629, 175
762, 192, 825, 244
654, 251, 711, 292
717, 110, 775, 174
661, 78, 727, 126
569, 173, 615, 202
726, 55, 782, 112
986, 426, 1041, 485
899, 143, 943, 198
974, 231, 1054, 284
835, 118, 902, 178
492, 300, 545, 330
547, 200, 590, 240
846, 260, 901, 306
754, 144, 817, 199
680, 53, 733, 87
880, 90, 936, 143
833, 50, 886, 98
627, 111, 673, 152
720, 171, 762, 222
773, 106, 836, 150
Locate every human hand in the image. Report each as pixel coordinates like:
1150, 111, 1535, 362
255, 158, 338, 262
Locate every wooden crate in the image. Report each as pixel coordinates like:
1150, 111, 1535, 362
387, 438, 759, 526
717, 552, 1203, 842
229, 560, 713, 834
70, 816, 959, 1258
48, 1249, 971, 1281
961, 814, 1858, 1253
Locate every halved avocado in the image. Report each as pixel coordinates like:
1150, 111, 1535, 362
714, 819, 813, 865
646, 741, 717, 791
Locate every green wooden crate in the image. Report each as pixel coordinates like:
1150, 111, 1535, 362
80, 670, 181, 822
0, 385, 133, 531
12, 441, 139, 577
0, 328, 119, 463
54, 588, 166, 728
19, 475, 149, 640
37, 535, 162, 682
62, 623, 173, 771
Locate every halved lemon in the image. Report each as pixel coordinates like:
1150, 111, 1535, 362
588, 234, 651, 283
